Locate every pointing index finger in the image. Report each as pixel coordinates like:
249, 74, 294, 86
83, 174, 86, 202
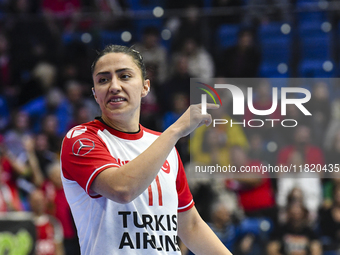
206, 103, 220, 109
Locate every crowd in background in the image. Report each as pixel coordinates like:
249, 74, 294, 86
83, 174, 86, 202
0, 0, 340, 254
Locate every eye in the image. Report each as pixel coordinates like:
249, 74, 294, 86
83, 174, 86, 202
120, 74, 131, 80
98, 77, 108, 83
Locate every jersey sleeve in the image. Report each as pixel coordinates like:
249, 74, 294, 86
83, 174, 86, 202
60, 125, 120, 197
176, 150, 194, 213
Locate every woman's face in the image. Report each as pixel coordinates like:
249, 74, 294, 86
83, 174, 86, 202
92, 53, 149, 125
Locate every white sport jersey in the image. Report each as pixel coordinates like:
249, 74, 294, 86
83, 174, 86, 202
60, 118, 194, 255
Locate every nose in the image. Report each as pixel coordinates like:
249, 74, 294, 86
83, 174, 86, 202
109, 76, 122, 93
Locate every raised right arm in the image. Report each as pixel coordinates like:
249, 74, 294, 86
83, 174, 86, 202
91, 104, 218, 203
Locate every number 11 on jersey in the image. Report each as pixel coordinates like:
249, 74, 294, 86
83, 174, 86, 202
147, 175, 163, 206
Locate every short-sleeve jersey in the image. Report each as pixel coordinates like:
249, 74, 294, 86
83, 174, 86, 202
60, 119, 194, 255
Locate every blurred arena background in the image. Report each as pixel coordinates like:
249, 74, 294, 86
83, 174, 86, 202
0, 0, 340, 254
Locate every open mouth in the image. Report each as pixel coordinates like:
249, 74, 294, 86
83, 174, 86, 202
108, 97, 127, 103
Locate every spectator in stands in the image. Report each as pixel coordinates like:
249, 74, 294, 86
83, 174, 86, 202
134, 26, 168, 84
33, 133, 58, 178
304, 81, 331, 147
325, 127, 340, 166
319, 184, 340, 252
41, 114, 63, 154
191, 103, 248, 167
169, 3, 209, 52
244, 79, 281, 123
61, 41, 93, 84
94, 0, 130, 30
322, 175, 340, 210
248, 131, 273, 163
22, 88, 71, 135
138, 62, 161, 131
41, 0, 82, 33
29, 189, 65, 255
216, 29, 261, 78
22, 135, 45, 188
0, 134, 26, 211
277, 103, 311, 147
172, 36, 215, 79
211, 0, 244, 27
162, 92, 190, 163
0, 32, 12, 95
323, 130, 340, 208
44, 161, 80, 255
4, 111, 32, 160
278, 187, 305, 223
64, 80, 100, 123
267, 203, 322, 255
243, 0, 291, 25
161, 55, 191, 113
0, 95, 10, 131
67, 105, 93, 130
277, 125, 325, 170
18, 62, 58, 106
162, 92, 189, 130
276, 148, 323, 221
244, 79, 282, 149
186, 200, 262, 255
226, 146, 277, 226
324, 92, 340, 151
7, 0, 59, 90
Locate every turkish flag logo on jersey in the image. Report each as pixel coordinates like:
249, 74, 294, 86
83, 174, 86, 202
72, 138, 95, 156
66, 126, 87, 139
161, 160, 170, 174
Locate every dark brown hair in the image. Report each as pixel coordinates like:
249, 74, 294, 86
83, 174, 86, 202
91, 45, 146, 80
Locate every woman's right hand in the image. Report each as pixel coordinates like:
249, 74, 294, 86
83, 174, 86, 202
170, 103, 220, 139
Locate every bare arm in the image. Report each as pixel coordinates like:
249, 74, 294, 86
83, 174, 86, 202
177, 206, 232, 255
92, 104, 218, 203
23, 136, 44, 187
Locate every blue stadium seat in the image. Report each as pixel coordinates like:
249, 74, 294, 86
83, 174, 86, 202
260, 62, 290, 78
323, 252, 338, 255
298, 21, 330, 37
127, 0, 164, 10
204, 0, 213, 9
133, 18, 164, 42
258, 23, 293, 73
301, 37, 331, 60
61, 32, 96, 47
217, 24, 240, 50
258, 22, 292, 42
62, 32, 82, 44
296, 1, 328, 24
261, 37, 291, 63
298, 59, 335, 77
100, 31, 129, 49
298, 21, 333, 63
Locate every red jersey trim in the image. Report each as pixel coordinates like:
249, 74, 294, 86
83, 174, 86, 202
94, 119, 144, 140
178, 200, 194, 213
86, 163, 120, 197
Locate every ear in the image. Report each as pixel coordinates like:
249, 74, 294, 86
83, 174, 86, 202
141, 79, 150, 98
92, 88, 98, 102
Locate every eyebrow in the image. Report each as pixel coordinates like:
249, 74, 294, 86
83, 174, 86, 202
95, 68, 134, 76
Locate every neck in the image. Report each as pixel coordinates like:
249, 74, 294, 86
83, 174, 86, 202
101, 114, 140, 133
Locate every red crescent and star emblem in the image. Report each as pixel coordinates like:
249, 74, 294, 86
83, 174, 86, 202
161, 160, 170, 174
72, 138, 95, 156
